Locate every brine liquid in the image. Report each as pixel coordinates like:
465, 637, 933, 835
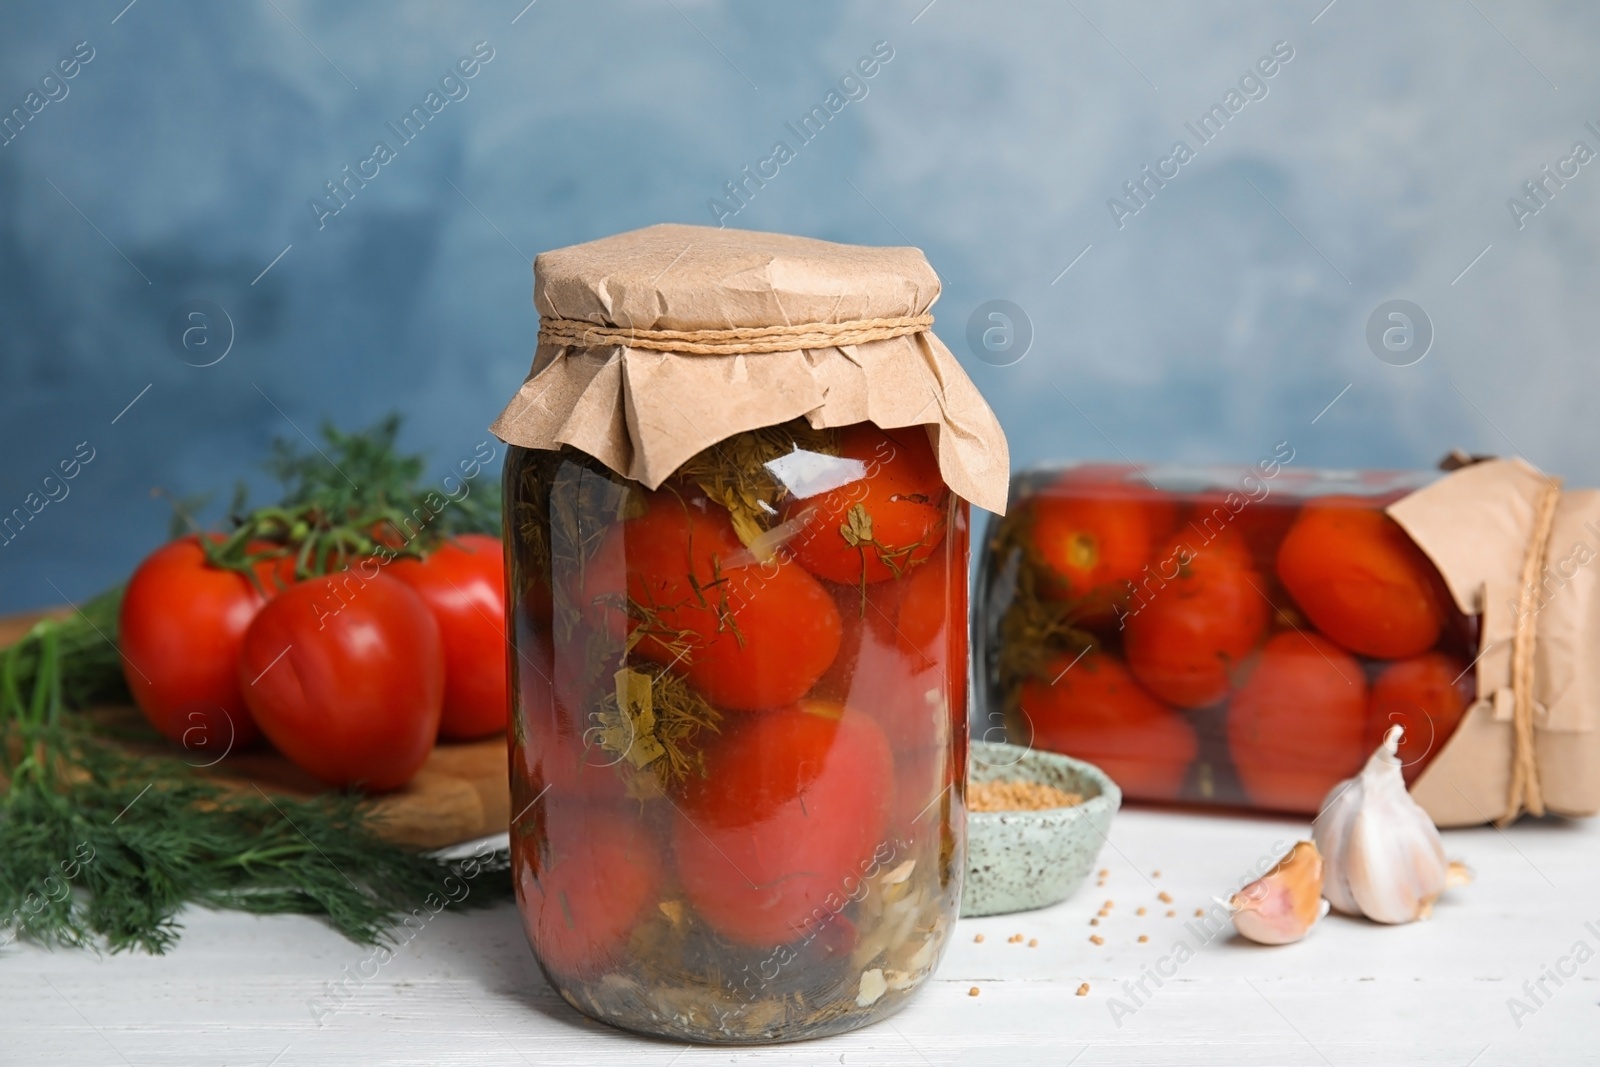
978, 463, 1477, 815
504, 425, 967, 1043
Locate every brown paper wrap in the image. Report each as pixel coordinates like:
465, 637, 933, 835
1390, 458, 1600, 826
489, 224, 1010, 514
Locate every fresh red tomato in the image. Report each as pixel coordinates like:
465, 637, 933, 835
1226, 631, 1368, 813
238, 572, 444, 791
367, 519, 409, 550
1029, 483, 1154, 607
516, 810, 661, 980
1368, 653, 1473, 783
1019, 650, 1197, 801
784, 423, 948, 585
118, 534, 291, 753
240, 544, 300, 593
1276, 498, 1448, 658
1124, 533, 1268, 707
386, 534, 508, 740
673, 701, 893, 946
582, 493, 842, 711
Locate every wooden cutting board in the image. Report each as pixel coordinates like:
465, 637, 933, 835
1, 610, 511, 850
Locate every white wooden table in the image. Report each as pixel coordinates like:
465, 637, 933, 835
7, 807, 1597, 1065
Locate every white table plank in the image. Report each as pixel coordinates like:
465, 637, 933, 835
7, 808, 1598, 1065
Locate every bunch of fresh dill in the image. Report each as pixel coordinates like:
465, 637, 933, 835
0, 417, 513, 955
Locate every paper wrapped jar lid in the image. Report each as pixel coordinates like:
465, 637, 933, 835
490, 223, 1010, 513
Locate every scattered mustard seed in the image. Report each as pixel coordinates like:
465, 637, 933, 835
967, 779, 1084, 812
1104, 899, 1115, 909
1098, 869, 1109, 877
1166, 910, 1176, 918
1076, 983, 1091, 997
969, 986, 980, 997
1008, 934, 1024, 944
974, 933, 985, 943
1195, 907, 1206, 917
1089, 918, 1099, 926
1152, 870, 1162, 878
1089, 935, 1104, 946
1028, 938, 1038, 948
1136, 907, 1147, 916
1138, 935, 1149, 943
1158, 891, 1174, 904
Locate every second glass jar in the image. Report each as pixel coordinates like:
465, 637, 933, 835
976, 461, 1478, 815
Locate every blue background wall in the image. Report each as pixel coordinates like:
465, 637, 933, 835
3, 0, 1597, 609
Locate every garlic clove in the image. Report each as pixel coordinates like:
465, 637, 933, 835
1229, 840, 1329, 945
1314, 771, 1363, 916
1313, 726, 1451, 925
1345, 802, 1446, 923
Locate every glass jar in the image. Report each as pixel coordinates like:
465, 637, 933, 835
977, 461, 1478, 815
505, 419, 967, 1043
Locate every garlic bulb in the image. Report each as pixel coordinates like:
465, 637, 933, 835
1229, 840, 1328, 945
1313, 725, 1449, 924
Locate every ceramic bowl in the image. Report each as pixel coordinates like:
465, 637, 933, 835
960, 741, 1122, 918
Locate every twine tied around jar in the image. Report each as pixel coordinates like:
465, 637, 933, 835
537, 313, 936, 355
1500, 475, 1565, 826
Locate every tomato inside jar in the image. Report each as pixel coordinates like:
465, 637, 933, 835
504, 420, 967, 1042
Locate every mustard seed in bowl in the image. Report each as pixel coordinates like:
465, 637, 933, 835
967, 778, 1084, 812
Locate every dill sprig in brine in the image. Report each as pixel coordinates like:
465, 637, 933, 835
988, 504, 1101, 700
676, 420, 837, 549
593, 664, 723, 792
